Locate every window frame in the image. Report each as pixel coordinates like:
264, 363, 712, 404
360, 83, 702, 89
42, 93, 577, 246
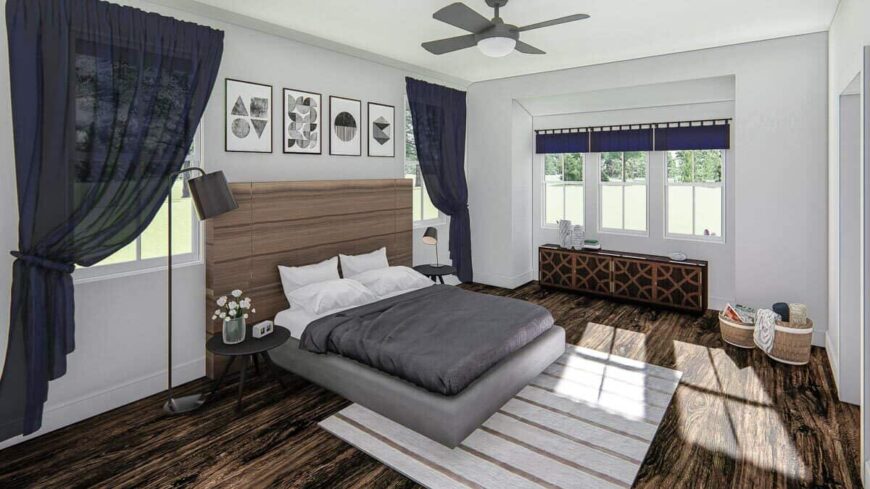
597, 151, 650, 236
664, 149, 726, 244
404, 99, 445, 228
541, 152, 584, 229
72, 126, 204, 283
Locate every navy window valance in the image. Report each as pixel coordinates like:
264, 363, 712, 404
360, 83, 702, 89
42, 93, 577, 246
536, 119, 731, 154
535, 131, 589, 154
654, 123, 730, 151
590, 128, 653, 153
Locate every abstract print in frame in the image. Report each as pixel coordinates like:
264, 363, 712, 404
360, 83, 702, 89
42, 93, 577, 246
329, 96, 362, 156
367, 102, 395, 157
283, 88, 321, 154
226, 78, 272, 153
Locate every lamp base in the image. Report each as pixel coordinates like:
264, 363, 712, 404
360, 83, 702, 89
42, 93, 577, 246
163, 394, 205, 414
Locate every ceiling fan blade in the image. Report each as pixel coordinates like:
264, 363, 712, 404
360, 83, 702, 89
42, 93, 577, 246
433, 2, 493, 33
422, 34, 478, 55
515, 41, 545, 55
517, 14, 590, 32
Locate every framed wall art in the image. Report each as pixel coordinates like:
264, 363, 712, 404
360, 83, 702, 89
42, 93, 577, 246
329, 96, 361, 156
367, 102, 395, 157
226, 78, 272, 153
283, 88, 322, 154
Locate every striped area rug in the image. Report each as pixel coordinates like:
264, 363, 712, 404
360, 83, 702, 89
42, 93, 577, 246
319, 344, 682, 489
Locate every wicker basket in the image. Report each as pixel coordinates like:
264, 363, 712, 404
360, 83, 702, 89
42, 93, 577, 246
763, 319, 814, 365
718, 314, 755, 349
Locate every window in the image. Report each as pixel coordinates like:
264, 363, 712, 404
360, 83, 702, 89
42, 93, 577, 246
599, 151, 647, 233
666, 150, 724, 240
77, 128, 202, 276
404, 103, 439, 223
543, 153, 584, 225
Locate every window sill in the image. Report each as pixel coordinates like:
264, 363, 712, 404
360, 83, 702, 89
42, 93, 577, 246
73, 258, 203, 285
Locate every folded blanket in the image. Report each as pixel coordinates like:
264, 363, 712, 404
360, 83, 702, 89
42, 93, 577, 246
754, 309, 777, 353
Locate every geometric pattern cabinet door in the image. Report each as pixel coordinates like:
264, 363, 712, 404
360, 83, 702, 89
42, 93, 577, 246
574, 254, 612, 295
655, 263, 705, 312
539, 248, 574, 289
611, 258, 656, 303
539, 245, 708, 314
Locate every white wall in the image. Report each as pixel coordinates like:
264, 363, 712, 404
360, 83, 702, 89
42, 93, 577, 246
468, 33, 829, 346
0, 0, 458, 448
827, 0, 870, 478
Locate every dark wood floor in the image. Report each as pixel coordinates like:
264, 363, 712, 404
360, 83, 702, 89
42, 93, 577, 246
0, 282, 861, 488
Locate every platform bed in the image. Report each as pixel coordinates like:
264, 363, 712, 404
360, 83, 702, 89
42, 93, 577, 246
271, 326, 566, 447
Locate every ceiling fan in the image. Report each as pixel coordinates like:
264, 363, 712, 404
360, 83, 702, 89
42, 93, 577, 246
422, 0, 590, 58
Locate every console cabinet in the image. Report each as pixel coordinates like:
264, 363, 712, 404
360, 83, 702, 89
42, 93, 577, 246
539, 245, 708, 314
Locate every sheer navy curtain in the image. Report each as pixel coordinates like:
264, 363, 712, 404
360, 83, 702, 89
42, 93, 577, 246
405, 78, 472, 282
0, 0, 223, 440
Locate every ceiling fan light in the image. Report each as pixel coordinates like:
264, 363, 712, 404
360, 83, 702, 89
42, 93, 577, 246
477, 36, 516, 57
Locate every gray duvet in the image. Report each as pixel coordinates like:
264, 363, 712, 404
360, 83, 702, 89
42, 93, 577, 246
298, 285, 554, 396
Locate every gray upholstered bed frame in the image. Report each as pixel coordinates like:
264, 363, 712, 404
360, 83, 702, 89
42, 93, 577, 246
205, 179, 566, 447
271, 326, 566, 448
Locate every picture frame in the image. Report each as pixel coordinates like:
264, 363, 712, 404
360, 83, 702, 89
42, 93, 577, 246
282, 88, 322, 154
329, 96, 362, 156
225, 78, 273, 153
367, 102, 395, 158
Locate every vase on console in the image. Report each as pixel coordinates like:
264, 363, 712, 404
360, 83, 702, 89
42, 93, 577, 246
571, 225, 585, 250
558, 220, 572, 248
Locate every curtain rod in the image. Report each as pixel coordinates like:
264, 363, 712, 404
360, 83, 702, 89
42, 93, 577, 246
535, 118, 732, 135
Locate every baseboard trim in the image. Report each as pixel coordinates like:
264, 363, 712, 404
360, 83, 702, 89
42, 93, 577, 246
0, 357, 204, 450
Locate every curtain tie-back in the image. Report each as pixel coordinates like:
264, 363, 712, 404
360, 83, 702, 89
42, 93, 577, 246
10, 251, 75, 274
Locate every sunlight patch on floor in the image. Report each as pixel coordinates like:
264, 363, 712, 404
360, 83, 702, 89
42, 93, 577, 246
672, 342, 808, 481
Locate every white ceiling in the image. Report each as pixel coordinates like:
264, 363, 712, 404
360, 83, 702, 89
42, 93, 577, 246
192, 0, 839, 83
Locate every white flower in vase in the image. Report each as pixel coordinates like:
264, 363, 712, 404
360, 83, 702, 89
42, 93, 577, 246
229, 309, 236, 317
219, 312, 226, 319
211, 315, 217, 320
229, 301, 238, 310
217, 296, 227, 307
243, 314, 249, 319
232, 289, 242, 298
214, 309, 220, 315
252, 308, 256, 314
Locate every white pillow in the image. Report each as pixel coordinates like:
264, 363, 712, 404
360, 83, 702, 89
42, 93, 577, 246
350, 266, 433, 298
287, 279, 377, 316
278, 257, 339, 296
339, 247, 389, 277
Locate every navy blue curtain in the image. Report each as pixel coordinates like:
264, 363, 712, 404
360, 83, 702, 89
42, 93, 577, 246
405, 78, 472, 282
590, 128, 653, 152
655, 124, 730, 150
0, 0, 223, 440
535, 131, 589, 154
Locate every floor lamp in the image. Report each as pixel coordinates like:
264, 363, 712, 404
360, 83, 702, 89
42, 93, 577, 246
164, 168, 238, 415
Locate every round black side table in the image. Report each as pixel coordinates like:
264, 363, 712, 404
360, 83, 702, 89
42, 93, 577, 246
206, 325, 291, 413
413, 264, 457, 284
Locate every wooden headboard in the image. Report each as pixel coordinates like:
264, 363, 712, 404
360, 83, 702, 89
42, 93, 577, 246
204, 179, 412, 377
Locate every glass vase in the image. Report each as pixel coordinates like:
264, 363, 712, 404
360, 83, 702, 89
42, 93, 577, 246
223, 317, 246, 345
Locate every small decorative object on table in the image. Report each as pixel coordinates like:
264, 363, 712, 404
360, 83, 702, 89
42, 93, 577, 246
582, 239, 600, 250
668, 252, 687, 262
570, 225, 585, 250
557, 220, 572, 248
212, 289, 256, 345
252, 320, 273, 339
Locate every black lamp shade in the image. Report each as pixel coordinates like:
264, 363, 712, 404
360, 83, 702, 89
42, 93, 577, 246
188, 171, 238, 220
422, 226, 438, 245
